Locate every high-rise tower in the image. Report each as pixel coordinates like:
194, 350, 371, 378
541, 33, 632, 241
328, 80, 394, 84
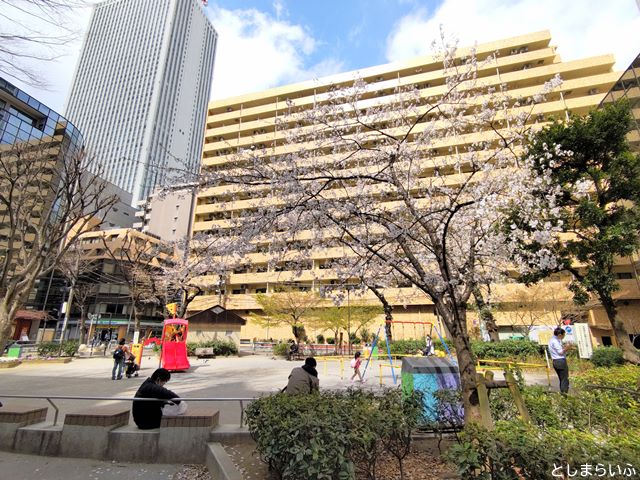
66, 0, 217, 205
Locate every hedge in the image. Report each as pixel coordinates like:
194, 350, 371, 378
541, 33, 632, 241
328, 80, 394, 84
589, 346, 624, 367
36, 340, 79, 357
185, 339, 238, 357
245, 388, 423, 480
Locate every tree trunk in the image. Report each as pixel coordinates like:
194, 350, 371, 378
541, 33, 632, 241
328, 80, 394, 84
133, 304, 141, 342
78, 305, 87, 345
0, 301, 15, 353
439, 303, 482, 424
472, 286, 499, 342
368, 286, 393, 342
600, 294, 640, 364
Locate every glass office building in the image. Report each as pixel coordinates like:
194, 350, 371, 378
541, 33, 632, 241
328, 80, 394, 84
0, 77, 83, 153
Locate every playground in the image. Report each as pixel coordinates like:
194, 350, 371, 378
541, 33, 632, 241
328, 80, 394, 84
0, 317, 566, 480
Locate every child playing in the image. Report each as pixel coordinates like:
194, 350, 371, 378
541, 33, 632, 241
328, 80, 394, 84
350, 351, 364, 383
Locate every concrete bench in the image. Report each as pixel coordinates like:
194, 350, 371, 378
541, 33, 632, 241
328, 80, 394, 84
108, 424, 159, 462
59, 406, 129, 459
157, 407, 220, 463
108, 407, 220, 463
195, 347, 217, 358
0, 406, 48, 449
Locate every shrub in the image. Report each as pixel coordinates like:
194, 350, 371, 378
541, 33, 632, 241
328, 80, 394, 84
37, 341, 60, 357
245, 388, 423, 480
448, 421, 640, 479
61, 340, 80, 357
185, 339, 238, 357
471, 339, 543, 359
360, 328, 372, 344
316, 334, 325, 344
36, 340, 79, 357
273, 342, 289, 357
589, 346, 624, 367
326, 337, 335, 344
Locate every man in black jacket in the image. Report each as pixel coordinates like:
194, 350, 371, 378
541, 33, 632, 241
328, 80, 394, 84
132, 368, 181, 429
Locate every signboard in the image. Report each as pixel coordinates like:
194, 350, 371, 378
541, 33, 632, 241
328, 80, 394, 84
573, 323, 593, 359
537, 330, 553, 346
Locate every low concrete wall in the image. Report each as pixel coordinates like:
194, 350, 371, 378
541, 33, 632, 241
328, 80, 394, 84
59, 407, 129, 459
14, 423, 62, 456
0, 406, 225, 466
157, 409, 220, 463
0, 407, 47, 450
108, 425, 159, 462
206, 443, 243, 480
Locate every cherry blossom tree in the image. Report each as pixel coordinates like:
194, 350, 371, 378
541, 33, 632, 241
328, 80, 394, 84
201, 35, 562, 422
154, 231, 252, 318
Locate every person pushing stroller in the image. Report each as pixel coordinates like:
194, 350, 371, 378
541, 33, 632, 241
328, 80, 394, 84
124, 349, 140, 378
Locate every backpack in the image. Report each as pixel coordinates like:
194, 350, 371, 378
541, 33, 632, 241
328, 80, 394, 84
113, 347, 124, 360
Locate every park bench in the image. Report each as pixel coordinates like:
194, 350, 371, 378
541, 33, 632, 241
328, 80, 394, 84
108, 406, 220, 463
59, 405, 129, 459
195, 347, 216, 359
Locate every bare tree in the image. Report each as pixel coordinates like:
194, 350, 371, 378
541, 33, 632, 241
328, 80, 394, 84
101, 230, 170, 339
200, 34, 563, 422
58, 242, 98, 344
0, 140, 117, 349
0, 0, 87, 87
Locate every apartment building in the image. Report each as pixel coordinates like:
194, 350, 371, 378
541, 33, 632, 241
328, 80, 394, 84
191, 31, 640, 346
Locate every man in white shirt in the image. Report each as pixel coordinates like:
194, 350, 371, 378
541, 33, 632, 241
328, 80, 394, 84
548, 327, 572, 394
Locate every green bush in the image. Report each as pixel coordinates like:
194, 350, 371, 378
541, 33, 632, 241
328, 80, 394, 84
61, 340, 79, 357
326, 337, 335, 344
589, 346, 624, 367
273, 342, 289, 357
37, 341, 60, 357
245, 388, 423, 480
448, 421, 640, 479
471, 339, 543, 359
36, 340, 79, 357
447, 365, 640, 478
316, 334, 325, 344
185, 339, 238, 357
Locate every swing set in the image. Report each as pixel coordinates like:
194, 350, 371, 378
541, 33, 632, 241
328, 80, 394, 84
361, 320, 455, 384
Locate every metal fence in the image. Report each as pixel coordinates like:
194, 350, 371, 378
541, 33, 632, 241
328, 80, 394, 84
0, 394, 255, 427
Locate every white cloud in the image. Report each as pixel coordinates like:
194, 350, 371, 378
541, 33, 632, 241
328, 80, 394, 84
386, 0, 640, 70
3, 2, 94, 114
207, 5, 343, 99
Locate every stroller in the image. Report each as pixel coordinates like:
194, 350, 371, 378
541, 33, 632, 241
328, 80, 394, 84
124, 355, 140, 378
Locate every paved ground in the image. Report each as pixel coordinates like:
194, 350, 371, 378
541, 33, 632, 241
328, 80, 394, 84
0, 353, 394, 425
0, 353, 557, 425
0, 353, 557, 479
0, 452, 182, 480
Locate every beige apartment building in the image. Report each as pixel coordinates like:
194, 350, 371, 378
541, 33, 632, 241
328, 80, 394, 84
190, 31, 640, 346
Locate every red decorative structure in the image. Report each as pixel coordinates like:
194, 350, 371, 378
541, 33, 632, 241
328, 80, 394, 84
160, 318, 190, 371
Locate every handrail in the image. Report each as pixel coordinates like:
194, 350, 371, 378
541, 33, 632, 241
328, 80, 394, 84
0, 394, 256, 427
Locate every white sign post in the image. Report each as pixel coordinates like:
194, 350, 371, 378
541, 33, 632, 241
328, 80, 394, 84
574, 323, 593, 359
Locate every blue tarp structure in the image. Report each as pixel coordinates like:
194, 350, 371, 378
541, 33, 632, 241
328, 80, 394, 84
401, 357, 463, 426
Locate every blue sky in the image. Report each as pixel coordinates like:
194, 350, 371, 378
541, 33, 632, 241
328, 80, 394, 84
6, 0, 640, 113
211, 0, 439, 69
